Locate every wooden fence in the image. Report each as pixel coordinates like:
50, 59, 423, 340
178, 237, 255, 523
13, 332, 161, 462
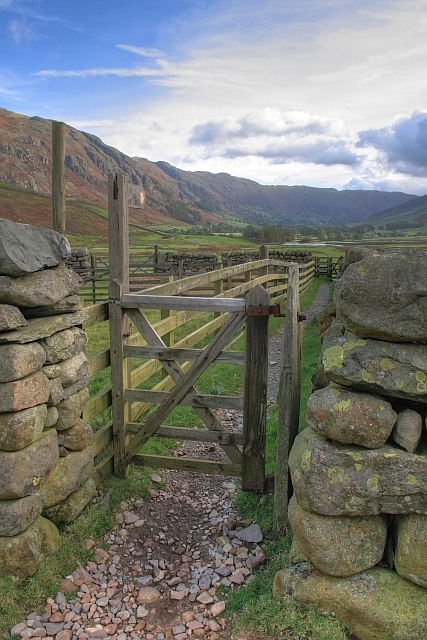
83, 172, 315, 490
75, 253, 337, 304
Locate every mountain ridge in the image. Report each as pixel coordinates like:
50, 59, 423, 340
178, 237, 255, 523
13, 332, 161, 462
0, 106, 417, 228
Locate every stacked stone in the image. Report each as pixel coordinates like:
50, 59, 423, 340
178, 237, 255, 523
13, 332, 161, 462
159, 249, 313, 274
274, 248, 427, 640
222, 249, 312, 264
161, 252, 218, 273
0, 219, 95, 580
66, 247, 91, 278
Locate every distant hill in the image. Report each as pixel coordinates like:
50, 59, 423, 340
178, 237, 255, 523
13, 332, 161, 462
0, 106, 417, 229
366, 195, 427, 227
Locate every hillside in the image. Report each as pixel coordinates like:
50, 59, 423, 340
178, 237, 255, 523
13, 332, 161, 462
0, 106, 417, 228
366, 195, 427, 227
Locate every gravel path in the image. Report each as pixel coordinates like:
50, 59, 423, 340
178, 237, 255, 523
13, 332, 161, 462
11, 284, 330, 640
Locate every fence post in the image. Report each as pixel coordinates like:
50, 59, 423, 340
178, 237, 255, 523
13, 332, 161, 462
242, 284, 269, 491
108, 173, 130, 478
273, 263, 302, 533
259, 244, 268, 288
90, 254, 97, 304
227, 257, 232, 291
52, 121, 66, 234
154, 244, 159, 273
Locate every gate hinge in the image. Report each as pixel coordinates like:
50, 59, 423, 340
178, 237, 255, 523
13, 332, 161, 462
242, 474, 275, 493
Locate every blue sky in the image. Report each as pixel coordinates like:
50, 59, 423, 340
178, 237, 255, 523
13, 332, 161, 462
1, 0, 427, 194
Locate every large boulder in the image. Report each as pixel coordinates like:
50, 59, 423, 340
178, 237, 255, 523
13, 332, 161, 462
43, 477, 97, 524
0, 429, 58, 499
0, 404, 47, 451
0, 342, 46, 383
0, 262, 81, 307
0, 218, 70, 276
307, 383, 397, 449
288, 495, 387, 577
0, 494, 43, 536
0, 310, 88, 345
289, 427, 427, 516
40, 446, 94, 508
20, 295, 82, 318
0, 516, 61, 579
0, 371, 50, 412
273, 563, 427, 640
0, 304, 27, 331
57, 419, 93, 451
395, 513, 427, 588
55, 387, 89, 431
41, 327, 88, 363
59, 351, 89, 387
335, 250, 427, 342
322, 330, 427, 403
392, 409, 423, 454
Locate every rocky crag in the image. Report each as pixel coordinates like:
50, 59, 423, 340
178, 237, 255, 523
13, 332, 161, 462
0, 218, 94, 579
274, 247, 427, 640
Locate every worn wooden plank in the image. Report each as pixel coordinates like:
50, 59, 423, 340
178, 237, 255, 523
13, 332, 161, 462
91, 452, 114, 488
125, 389, 243, 410
132, 259, 271, 296
127, 423, 244, 445
133, 454, 242, 477
82, 303, 109, 328
52, 121, 66, 234
123, 345, 244, 364
92, 422, 113, 456
122, 294, 245, 313
273, 263, 301, 534
242, 285, 269, 492
88, 349, 111, 376
83, 388, 112, 422
125, 308, 246, 465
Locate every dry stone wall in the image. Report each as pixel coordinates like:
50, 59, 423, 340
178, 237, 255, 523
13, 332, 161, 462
157, 248, 312, 273
274, 247, 427, 640
0, 219, 95, 579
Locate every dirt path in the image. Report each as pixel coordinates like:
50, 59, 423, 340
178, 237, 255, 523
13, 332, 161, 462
11, 284, 331, 640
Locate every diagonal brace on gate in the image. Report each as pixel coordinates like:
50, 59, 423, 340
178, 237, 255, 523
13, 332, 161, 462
125, 308, 243, 464
124, 306, 246, 466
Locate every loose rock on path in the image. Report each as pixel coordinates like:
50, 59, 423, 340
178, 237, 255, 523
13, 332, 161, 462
10, 284, 330, 640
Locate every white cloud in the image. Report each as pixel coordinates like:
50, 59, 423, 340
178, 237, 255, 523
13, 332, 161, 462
38, 0, 427, 194
36, 66, 164, 78
9, 18, 40, 43
357, 111, 427, 176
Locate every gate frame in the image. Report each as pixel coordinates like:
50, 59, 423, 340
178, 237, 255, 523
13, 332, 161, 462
108, 173, 269, 491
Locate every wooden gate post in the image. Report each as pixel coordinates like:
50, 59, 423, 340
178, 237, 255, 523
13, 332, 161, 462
108, 173, 130, 478
52, 121, 66, 234
273, 263, 302, 533
242, 284, 269, 491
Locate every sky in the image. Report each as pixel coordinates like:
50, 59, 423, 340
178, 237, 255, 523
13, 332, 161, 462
1, 0, 427, 195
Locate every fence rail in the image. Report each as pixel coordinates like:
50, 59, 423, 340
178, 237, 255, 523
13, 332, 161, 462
74, 252, 323, 303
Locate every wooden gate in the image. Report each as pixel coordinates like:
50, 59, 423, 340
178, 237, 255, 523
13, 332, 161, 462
108, 174, 272, 491
104, 175, 316, 491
